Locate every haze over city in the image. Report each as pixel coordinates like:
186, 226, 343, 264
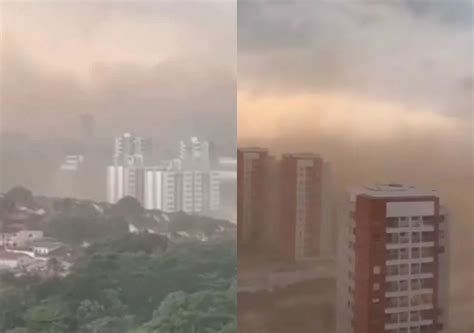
0, 0, 472, 332
0, 2, 237, 332
238, 1, 472, 331
0, 1, 236, 198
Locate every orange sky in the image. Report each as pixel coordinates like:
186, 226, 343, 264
238, 90, 463, 142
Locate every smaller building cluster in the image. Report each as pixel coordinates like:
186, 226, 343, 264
238, 146, 450, 333
238, 148, 332, 261
107, 134, 236, 216
0, 203, 71, 277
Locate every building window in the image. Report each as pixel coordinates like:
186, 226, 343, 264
373, 283, 380, 291
386, 217, 398, 228
411, 216, 421, 227
372, 298, 380, 304
400, 248, 409, 259
373, 266, 381, 275
399, 264, 409, 275
400, 232, 409, 243
387, 266, 398, 276
411, 263, 421, 274
399, 296, 408, 307
412, 247, 420, 258
411, 278, 421, 290
399, 280, 408, 291
387, 249, 398, 260
399, 217, 409, 228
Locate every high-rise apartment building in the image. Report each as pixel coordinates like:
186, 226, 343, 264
107, 135, 221, 215
56, 155, 85, 198
107, 132, 151, 204
237, 148, 333, 260
279, 153, 331, 261
113, 132, 151, 166
336, 184, 449, 333
143, 169, 179, 212
237, 147, 269, 248
80, 114, 95, 143
179, 137, 216, 170
60, 155, 85, 172
107, 166, 145, 204
144, 169, 220, 214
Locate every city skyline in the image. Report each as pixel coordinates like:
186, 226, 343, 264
237, 1, 472, 332
0, 0, 237, 200
0, 1, 472, 332
1, 1, 236, 141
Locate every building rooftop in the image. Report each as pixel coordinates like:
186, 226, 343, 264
238, 147, 268, 153
282, 152, 321, 159
28, 239, 64, 250
0, 250, 30, 260
349, 183, 438, 200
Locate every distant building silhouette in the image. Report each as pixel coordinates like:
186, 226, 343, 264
143, 168, 220, 214
113, 132, 151, 166
79, 113, 95, 144
179, 136, 216, 171
107, 134, 223, 215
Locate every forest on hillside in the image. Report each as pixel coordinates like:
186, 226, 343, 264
0, 236, 236, 333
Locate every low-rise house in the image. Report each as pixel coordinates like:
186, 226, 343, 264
0, 229, 44, 247
28, 239, 65, 256
0, 251, 33, 271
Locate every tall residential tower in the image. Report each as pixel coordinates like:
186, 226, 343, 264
279, 153, 332, 260
237, 147, 269, 248
336, 184, 449, 333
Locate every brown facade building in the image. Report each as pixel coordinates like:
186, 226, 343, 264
237, 148, 332, 261
279, 153, 331, 261
336, 184, 449, 333
237, 147, 269, 250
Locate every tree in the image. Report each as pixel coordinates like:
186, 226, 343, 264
3, 186, 34, 207
137, 285, 236, 333
0, 288, 33, 331
5, 328, 28, 333
46, 258, 62, 277
0, 232, 236, 333
83, 315, 134, 333
111, 197, 144, 218
76, 300, 105, 325
100, 289, 128, 317
24, 304, 66, 333
47, 215, 128, 245
53, 198, 74, 214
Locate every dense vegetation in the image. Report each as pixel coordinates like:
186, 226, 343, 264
0, 189, 236, 332
0, 235, 236, 333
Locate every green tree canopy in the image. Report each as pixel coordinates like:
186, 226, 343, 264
2, 186, 34, 209
111, 196, 144, 218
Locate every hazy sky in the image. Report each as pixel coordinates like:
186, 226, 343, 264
238, 2, 473, 328
1, 0, 236, 142
238, 0, 472, 141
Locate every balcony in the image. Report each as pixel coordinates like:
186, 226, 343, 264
386, 282, 398, 292
387, 266, 399, 276
421, 233, 435, 243
422, 216, 435, 226
421, 263, 434, 273
411, 233, 421, 243
421, 279, 434, 289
